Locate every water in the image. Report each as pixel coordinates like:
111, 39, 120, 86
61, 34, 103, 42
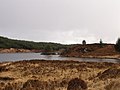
0, 53, 120, 63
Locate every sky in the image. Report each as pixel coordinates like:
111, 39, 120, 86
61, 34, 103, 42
0, 0, 120, 44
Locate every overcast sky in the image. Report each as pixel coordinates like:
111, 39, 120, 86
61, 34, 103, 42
0, 0, 120, 44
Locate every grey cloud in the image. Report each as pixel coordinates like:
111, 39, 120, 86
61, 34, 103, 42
0, 0, 120, 44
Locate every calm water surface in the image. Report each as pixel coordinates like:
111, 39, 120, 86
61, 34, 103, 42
0, 53, 120, 63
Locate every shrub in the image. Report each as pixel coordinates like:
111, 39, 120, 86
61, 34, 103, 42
115, 38, 120, 52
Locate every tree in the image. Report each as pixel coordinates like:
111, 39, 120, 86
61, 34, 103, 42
100, 39, 102, 44
44, 45, 53, 52
82, 40, 86, 45
115, 38, 120, 52
100, 39, 103, 47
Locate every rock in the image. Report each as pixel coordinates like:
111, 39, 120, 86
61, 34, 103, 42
67, 78, 87, 90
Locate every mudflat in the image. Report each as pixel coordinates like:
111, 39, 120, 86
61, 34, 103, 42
0, 60, 120, 90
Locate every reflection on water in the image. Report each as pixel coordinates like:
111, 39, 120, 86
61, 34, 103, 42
0, 53, 120, 63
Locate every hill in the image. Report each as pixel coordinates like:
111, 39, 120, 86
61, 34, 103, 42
0, 36, 68, 51
61, 44, 120, 59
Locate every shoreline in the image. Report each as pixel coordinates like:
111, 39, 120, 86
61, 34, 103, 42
61, 55, 120, 60
0, 48, 41, 53
81, 55, 120, 60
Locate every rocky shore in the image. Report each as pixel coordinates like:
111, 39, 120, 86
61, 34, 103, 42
77, 55, 120, 60
0, 60, 120, 90
0, 48, 41, 53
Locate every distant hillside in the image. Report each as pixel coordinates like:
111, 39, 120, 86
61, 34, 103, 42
0, 36, 68, 50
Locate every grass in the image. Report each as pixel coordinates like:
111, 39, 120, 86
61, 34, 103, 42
0, 60, 120, 90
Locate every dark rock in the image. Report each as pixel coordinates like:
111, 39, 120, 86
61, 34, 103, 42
41, 52, 57, 55
67, 78, 87, 90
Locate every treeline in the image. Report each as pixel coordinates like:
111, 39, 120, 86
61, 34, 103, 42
0, 36, 69, 51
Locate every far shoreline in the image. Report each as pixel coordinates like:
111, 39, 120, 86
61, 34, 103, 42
61, 55, 120, 60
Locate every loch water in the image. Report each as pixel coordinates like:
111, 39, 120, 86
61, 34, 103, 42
0, 53, 120, 63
